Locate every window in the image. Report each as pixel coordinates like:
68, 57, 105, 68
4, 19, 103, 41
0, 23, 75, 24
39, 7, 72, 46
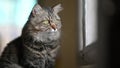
0, 0, 37, 55
78, 0, 98, 66
78, 0, 98, 51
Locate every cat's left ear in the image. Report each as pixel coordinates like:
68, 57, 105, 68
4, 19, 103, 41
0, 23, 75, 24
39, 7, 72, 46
32, 4, 44, 16
53, 4, 63, 14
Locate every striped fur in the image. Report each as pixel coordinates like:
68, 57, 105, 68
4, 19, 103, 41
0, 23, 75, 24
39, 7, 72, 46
0, 3, 62, 68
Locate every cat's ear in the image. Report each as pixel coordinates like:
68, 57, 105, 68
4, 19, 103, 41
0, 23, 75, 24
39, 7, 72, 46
53, 4, 63, 14
32, 4, 44, 16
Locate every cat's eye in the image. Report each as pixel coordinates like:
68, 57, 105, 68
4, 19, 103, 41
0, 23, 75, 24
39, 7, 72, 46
56, 19, 60, 21
42, 20, 49, 25
53, 19, 60, 24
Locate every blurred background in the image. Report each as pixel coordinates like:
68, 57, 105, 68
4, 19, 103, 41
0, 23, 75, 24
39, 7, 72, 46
0, 0, 118, 68
0, 0, 37, 55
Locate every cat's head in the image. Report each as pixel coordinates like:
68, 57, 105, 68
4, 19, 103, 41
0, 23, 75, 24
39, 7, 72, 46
29, 3, 63, 32
26, 4, 63, 42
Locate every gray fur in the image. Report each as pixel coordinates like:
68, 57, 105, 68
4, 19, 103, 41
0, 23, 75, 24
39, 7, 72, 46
0, 3, 62, 68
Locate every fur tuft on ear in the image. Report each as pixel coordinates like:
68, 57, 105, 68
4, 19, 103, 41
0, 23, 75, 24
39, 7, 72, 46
53, 4, 63, 14
32, 4, 43, 16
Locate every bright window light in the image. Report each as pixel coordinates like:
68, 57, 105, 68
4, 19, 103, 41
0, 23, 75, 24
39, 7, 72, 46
0, 0, 37, 27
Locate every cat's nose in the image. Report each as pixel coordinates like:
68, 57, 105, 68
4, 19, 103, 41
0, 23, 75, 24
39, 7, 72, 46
50, 23, 57, 30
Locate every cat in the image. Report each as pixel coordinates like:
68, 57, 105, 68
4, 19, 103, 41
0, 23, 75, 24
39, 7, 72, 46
0, 3, 63, 68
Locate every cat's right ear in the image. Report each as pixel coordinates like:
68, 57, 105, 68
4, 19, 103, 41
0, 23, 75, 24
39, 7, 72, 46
31, 4, 43, 16
53, 4, 63, 14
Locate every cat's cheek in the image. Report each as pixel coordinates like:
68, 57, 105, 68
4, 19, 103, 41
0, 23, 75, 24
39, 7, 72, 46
48, 31, 60, 41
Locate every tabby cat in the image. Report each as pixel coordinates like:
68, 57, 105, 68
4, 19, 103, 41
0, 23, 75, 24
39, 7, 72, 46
0, 3, 63, 68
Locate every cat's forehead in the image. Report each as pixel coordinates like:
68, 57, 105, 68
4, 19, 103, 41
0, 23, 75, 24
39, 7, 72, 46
31, 4, 62, 18
41, 8, 60, 19
44, 8, 54, 16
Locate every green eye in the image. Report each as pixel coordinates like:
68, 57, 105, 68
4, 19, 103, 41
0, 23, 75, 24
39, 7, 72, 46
57, 19, 60, 21
43, 20, 49, 25
54, 19, 60, 23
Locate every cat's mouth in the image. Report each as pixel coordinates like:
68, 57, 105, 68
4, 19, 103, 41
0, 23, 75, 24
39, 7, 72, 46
44, 27, 57, 32
51, 29, 57, 32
